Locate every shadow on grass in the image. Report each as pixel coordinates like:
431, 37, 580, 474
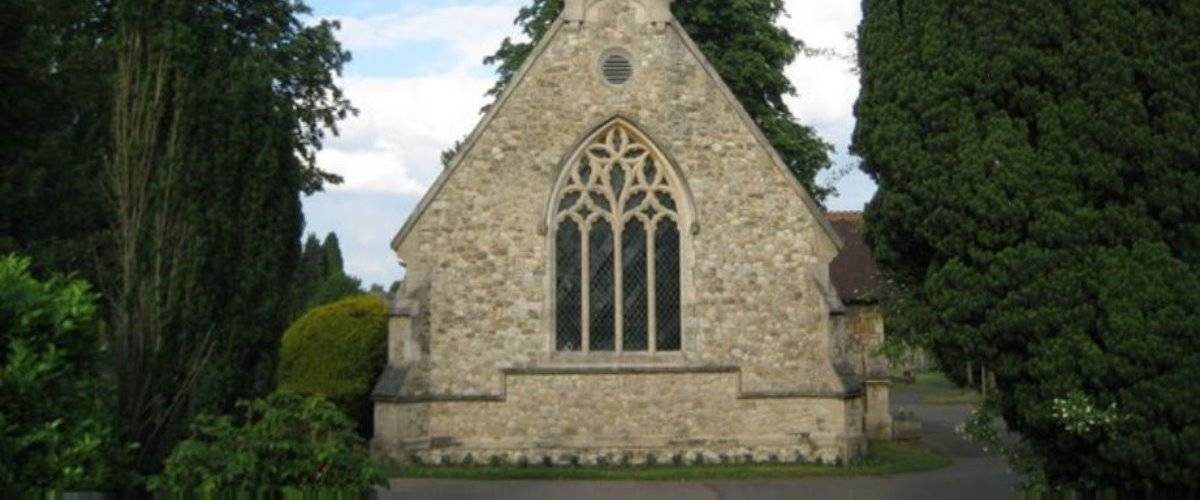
382, 440, 950, 481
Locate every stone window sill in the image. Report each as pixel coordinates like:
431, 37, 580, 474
506, 353, 737, 375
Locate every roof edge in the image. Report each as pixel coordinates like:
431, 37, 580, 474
389, 18, 568, 252
390, 15, 843, 252
666, 22, 843, 250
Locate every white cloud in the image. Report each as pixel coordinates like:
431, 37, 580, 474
331, 3, 525, 71
779, 0, 875, 210
781, 0, 862, 137
318, 73, 496, 195
315, 2, 526, 197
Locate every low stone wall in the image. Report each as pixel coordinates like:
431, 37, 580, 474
373, 367, 866, 466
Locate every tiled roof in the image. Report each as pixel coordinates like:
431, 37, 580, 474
826, 211, 881, 304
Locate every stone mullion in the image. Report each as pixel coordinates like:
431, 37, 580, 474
614, 159, 630, 354
647, 217, 657, 354
580, 216, 590, 353
613, 212, 623, 354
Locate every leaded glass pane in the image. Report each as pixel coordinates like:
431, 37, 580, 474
655, 220, 681, 351
556, 219, 582, 351
589, 219, 616, 351
655, 190, 676, 211
610, 166, 625, 201
588, 191, 610, 211
579, 157, 592, 180
624, 191, 646, 212
622, 219, 648, 351
558, 191, 580, 212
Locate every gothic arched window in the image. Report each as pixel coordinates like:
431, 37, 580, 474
553, 122, 683, 353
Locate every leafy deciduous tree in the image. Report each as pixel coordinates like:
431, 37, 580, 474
0, 255, 118, 489
148, 391, 384, 492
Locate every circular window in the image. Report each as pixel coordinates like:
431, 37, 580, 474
600, 50, 634, 85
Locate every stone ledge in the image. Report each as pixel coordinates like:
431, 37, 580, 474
374, 363, 864, 403
502, 364, 739, 375
374, 393, 503, 403
738, 388, 864, 401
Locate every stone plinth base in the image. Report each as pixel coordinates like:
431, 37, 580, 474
372, 365, 867, 466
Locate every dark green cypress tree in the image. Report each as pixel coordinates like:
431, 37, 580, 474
178, 0, 354, 417
854, 0, 1200, 488
321, 232, 345, 275
0, 0, 112, 282
108, 0, 353, 473
289, 232, 362, 317
478, 0, 834, 200
292, 234, 326, 317
306, 232, 362, 311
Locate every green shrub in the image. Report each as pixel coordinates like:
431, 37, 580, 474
277, 295, 388, 435
149, 391, 385, 492
0, 254, 117, 489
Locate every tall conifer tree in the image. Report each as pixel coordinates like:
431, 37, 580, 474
854, 0, 1200, 487
290, 232, 362, 317
108, 0, 353, 472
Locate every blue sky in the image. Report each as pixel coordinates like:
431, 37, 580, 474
300, 0, 876, 288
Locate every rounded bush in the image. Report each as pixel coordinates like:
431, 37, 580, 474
277, 294, 387, 434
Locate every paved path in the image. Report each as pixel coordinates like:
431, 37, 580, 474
381, 391, 1019, 499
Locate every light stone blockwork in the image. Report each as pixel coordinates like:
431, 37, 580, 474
843, 305, 893, 440
374, 0, 871, 465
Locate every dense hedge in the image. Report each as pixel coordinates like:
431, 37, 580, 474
277, 295, 388, 435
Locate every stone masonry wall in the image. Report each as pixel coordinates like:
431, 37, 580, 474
377, 0, 861, 462
375, 370, 865, 464
844, 305, 887, 380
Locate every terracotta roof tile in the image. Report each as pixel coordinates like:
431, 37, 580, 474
826, 211, 881, 304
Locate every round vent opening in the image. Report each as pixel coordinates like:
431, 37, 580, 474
600, 51, 634, 85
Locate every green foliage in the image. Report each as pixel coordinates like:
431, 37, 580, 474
148, 391, 385, 492
106, 0, 355, 475
293, 232, 364, 319
278, 295, 388, 435
0, 0, 111, 282
0, 0, 355, 482
854, 0, 1200, 488
0, 255, 118, 489
477, 0, 833, 200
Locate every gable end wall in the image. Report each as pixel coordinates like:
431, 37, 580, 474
378, 1, 861, 463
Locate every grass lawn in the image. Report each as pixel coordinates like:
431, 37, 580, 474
893, 371, 982, 405
383, 440, 950, 481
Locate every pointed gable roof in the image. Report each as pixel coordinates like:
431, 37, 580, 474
390, 4, 841, 252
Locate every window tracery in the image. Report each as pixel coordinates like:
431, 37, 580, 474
553, 123, 682, 353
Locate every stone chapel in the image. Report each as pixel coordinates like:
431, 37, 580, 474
372, 0, 892, 465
